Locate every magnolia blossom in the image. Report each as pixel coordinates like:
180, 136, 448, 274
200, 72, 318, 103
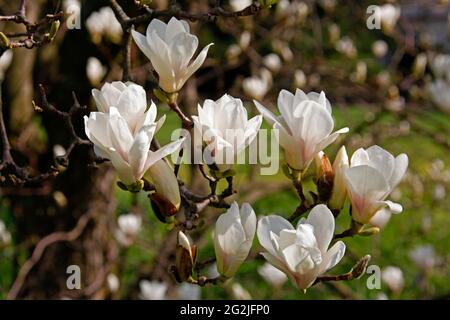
85, 82, 184, 185
409, 245, 437, 272
107, 273, 120, 293
132, 17, 213, 93
294, 70, 306, 88
139, 280, 168, 300
214, 202, 257, 278
428, 79, 450, 114
263, 53, 282, 73
343, 146, 408, 226
86, 7, 123, 44
0, 50, 13, 81
115, 213, 142, 246
431, 54, 450, 80
257, 262, 288, 288
372, 40, 388, 58
0, 219, 11, 245
242, 71, 271, 100
257, 205, 346, 291
335, 36, 357, 58
86, 57, 106, 86
192, 94, 262, 172
379, 4, 401, 34
255, 89, 348, 172
381, 266, 404, 293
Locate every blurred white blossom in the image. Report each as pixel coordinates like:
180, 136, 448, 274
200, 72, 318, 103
230, 0, 252, 12
335, 36, 357, 58
372, 40, 388, 58
86, 57, 106, 86
115, 213, 142, 246
86, 7, 123, 44
230, 282, 252, 300
409, 245, 437, 272
107, 273, 120, 293
263, 53, 282, 73
381, 266, 404, 293
0, 219, 11, 245
176, 283, 201, 300
379, 4, 401, 34
139, 280, 168, 300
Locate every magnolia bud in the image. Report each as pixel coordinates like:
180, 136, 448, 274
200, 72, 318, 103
147, 160, 181, 217
314, 152, 334, 202
412, 53, 427, 79
0, 32, 10, 48
329, 146, 349, 211
174, 231, 197, 282
49, 20, 61, 40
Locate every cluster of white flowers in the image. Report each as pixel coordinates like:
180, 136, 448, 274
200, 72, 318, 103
83, 17, 409, 293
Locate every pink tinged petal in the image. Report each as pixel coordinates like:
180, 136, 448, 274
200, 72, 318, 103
321, 241, 346, 273
257, 215, 294, 258
389, 154, 408, 189
303, 204, 335, 254
343, 165, 390, 224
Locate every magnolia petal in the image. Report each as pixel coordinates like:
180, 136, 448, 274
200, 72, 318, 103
303, 204, 335, 254
257, 215, 294, 258
145, 138, 185, 170
131, 30, 153, 61
321, 240, 346, 273
184, 43, 214, 83
254, 100, 280, 128
389, 153, 408, 189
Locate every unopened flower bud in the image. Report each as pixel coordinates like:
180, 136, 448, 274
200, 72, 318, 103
315, 152, 334, 202
174, 231, 197, 282
329, 146, 349, 211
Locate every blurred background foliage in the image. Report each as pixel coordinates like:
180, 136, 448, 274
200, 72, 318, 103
0, 0, 449, 299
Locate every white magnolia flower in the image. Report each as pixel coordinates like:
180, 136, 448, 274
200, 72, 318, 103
254, 89, 348, 172
409, 245, 437, 272
379, 4, 401, 34
86, 7, 123, 44
372, 40, 388, 58
107, 273, 120, 293
258, 262, 288, 288
263, 53, 282, 73
132, 17, 213, 93
430, 54, 450, 80
176, 283, 201, 300
428, 79, 450, 114
85, 82, 184, 185
230, 0, 252, 12
335, 36, 357, 58
257, 204, 346, 291
115, 213, 142, 246
0, 219, 12, 245
192, 94, 262, 172
243, 73, 271, 100
329, 146, 349, 210
343, 146, 408, 226
118, 213, 142, 236
214, 202, 257, 278
139, 280, 168, 300
294, 69, 306, 88
381, 266, 404, 293
0, 50, 13, 81
86, 57, 107, 86
53, 144, 66, 158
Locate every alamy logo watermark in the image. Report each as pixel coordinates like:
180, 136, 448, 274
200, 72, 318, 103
365, 264, 381, 290
366, 5, 381, 30
66, 265, 81, 290
65, 2, 81, 30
